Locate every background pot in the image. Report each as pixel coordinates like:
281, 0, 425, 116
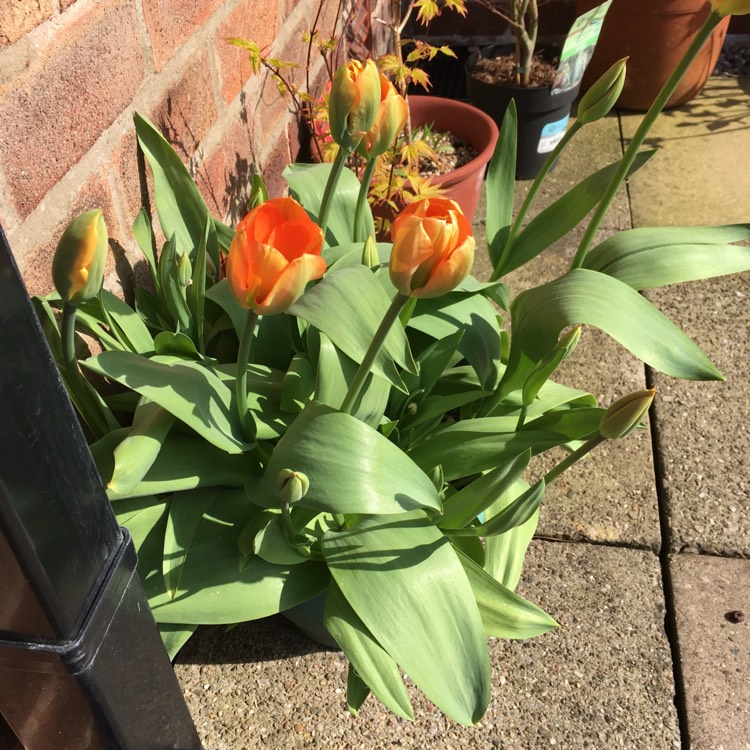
408, 95, 499, 221
575, 0, 730, 111
465, 45, 580, 180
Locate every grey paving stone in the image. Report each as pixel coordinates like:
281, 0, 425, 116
174, 541, 679, 749
620, 76, 750, 556
670, 553, 750, 750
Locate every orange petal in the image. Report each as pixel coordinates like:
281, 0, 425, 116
227, 239, 288, 310
413, 236, 475, 299
256, 253, 327, 315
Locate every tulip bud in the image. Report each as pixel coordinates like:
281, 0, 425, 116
328, 59, 382, 152
577, 58, 628, 125
177, 252, 192, 288
390, 197, 475, 298
356, 74, 408, 159
710, 0, 750, 15
52, 208, 108, 305
599, 388, 656, 440
361, 234, 379, 269
276, 468, 310, 505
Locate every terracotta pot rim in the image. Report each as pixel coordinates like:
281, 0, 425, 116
408, 95, 499, 190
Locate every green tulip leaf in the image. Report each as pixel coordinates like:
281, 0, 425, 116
408, 291, 503, 390
132, 208, 158, 288
456, 549, 557, 639
254, 514, 310, 566
485, 100, 517, 267
154, 331, 201, 359
147, 489, 328, 623
440, 449, 531, 529
321, 511, 491, 726
289, 265, 416, 390
108, 398, 176, 495
284, 162, 374, 246
99, 289, 155, 355
134, 112, 219, 271
163, 487, 218, 599
324, 579, 414, 720
83, 351, 250, 453
91, 428, 258, 500
484, 479, 538, 591
583, 224, 750, 289
252, 401, 441, 514
158, 623, 198, 661
501, 269, 723, 396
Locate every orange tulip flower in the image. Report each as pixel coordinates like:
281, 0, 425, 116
389, 197, 475, 299
710, 0, 750, 14
328, 59, 381, 152
227, 197, 325, 315
357, 74, 408, 159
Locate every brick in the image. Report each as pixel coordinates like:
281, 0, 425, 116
59, 0, 79, 9
0, 0, 54, 46
0, 0, 146, 219
260, 135, 291, 200
195, 118, 255, 226
148, 49, 218, 163
215, 0, 278, 105
140, 0, 223, 71
21, 171, 118, 298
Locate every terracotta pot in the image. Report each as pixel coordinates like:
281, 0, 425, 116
576, 0, 730, 111
465, 44, 580, 180
407, 95, 499, 222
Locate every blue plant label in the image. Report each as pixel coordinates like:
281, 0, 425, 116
552, 0, 612, 95
538, 116, 570, 154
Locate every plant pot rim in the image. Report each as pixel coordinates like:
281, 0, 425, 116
408, 94, 499, 191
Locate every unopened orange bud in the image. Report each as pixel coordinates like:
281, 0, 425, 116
52, 208, 108, 305
599, 388, 656, 440
357, 74, 408, 159
389, 197, 475, 298
328, 59, 381, 153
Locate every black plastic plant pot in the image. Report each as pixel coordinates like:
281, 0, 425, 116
466, 44, 581, 180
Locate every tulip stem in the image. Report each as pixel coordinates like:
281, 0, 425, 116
542, 434, 605, 485
236, 309, 259, 442
318, 147, 348, 237
340, 292, 410, 415
571, 11, 722, 270
61, 302, 109, 439
353, 157, 378, 243
492, 121, 582, 281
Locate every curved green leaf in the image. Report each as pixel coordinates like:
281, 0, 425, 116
134, 112, 219, 271
408, 292, 503, 390
147, 489, 328, 623
253, 401, 441, 515
289, 266, 416, 391
83, 351, 250, 453
486, 100, 517, 267
109, 398, 176, 495
321, 512, 491, 725
583, 224, 750, 289
99, 289, 155, 354
324, 580, 414, 720
501, 269, 722, 396
457, 549, 557, 639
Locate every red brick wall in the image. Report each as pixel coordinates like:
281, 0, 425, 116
0, 0, 384, 297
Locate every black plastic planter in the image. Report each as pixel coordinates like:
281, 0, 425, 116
466, 44, 581, 180
0, 225, 202, 750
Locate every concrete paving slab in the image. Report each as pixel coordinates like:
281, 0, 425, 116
175, 541, 679, 749
670, 553, 750, 750
620, 76, 750, 556
473, 115, 660, 550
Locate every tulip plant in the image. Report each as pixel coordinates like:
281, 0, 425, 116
35, 1, 750, 727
